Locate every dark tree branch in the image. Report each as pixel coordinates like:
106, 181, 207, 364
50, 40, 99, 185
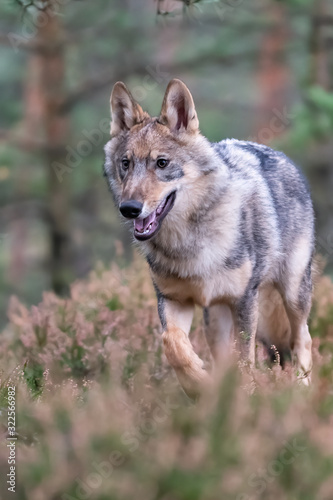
61, 65, 147, 112
61, 49, 259, 112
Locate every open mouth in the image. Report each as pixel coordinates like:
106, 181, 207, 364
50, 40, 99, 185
134, 191, 176, 241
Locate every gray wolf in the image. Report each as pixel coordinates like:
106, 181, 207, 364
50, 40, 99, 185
104, 79, 314, 396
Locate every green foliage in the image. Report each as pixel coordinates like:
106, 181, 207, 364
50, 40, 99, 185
61, 342, 89, 378
285, 87, 333, 148
23, 361, 44, 397
122, 350, 146, 386
310, 304, 333, 339
106, 295, 123, 311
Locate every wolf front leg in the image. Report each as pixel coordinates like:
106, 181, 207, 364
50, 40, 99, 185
157, 295, 211, 397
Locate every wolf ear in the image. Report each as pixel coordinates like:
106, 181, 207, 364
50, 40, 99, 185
159, 79, 199, 133
110, 82, 147, 135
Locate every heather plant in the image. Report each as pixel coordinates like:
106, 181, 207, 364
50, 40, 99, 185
0, 255, 333, 500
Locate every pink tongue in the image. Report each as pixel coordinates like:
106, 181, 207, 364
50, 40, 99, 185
134, 210, 156, 233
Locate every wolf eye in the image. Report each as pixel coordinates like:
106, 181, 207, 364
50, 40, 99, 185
122, 158, 130, 170
157, 158, 169, 169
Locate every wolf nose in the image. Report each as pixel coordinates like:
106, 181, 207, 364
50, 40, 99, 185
119, 200, 143, 219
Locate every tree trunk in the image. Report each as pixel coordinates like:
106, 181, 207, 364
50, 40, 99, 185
309, 0, 330, 89
39, 8, 72, 294
254, 2, 290, 143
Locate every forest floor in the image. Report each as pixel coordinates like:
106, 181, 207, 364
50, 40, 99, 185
1, 255, 333, 500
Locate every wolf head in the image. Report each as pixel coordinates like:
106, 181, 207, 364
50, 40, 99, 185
104, 79, 218, 242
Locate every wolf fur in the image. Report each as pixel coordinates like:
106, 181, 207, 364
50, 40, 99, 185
104, 79, 315, 395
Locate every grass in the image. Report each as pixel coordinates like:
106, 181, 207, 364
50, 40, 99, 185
1, 255, 333, 500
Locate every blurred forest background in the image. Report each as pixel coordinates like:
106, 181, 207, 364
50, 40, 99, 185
1, 2, 333, 499
0, 0, 332, 324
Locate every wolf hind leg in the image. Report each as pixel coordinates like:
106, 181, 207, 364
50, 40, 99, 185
279, 259, 313, 384
203, 304, 234, 365
282, 302, 312, 384
257, 284, 291, 366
